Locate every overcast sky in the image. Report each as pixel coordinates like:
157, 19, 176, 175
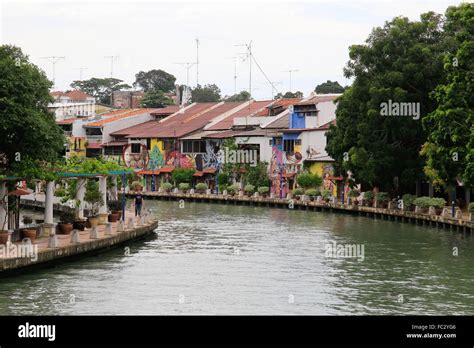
0, 0, 463, 100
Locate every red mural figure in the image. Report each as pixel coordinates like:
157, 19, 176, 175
165, 150, 195, 169
269, 146, 288, 198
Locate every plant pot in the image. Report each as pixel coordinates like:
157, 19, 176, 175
22, 229, 37, 242
73, 220, 87, 231
58, 222, 73, 235
88, 217, 99, 228
0, 231, 9, 245
113, 210, 122, 220
108, 213, 119, 223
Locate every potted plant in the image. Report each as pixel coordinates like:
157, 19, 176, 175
363, 191, 374, 207
58, 211, 75, 235
292, 188, 304, 200
402, 194, 416, 211
321, 189, 332, 203
108, 199, 122, 221
21, 215, 37, 242
195, 183, 208, 194
227, 184, 240, 196
430, 197, 446, 215
244, 184, 255, 197
84, 180, 102, 228
161, 182, 173, 193
258, 186, 270, 198
305, 189, 319, 201
375, 192, 389, 208
178, 183, 190, 193
348, 189, 360, 205
413, 196, 431, 214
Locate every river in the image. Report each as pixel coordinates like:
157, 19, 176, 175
1, 200, 473, 315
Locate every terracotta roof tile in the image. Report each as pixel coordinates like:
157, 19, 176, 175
85, 108, 157, 127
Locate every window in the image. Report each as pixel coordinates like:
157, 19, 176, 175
131, 143, 141, 154
183, 140, 192, 153
283, 139, 295, 152
295, 139, 301, 146
274, 137, 282, 146
183, 140, 206, 153
146, 139, 151, 150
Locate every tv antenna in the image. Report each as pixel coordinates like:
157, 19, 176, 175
235, 41, 252, 99
104, 55, 119, 78
74, 67, 88, 81
282, 69, 299, 92
40, 56, 65, 88
174, 62, 196, 87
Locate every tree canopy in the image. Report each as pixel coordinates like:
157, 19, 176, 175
315, 80, 345, 94
225, 90, 251, 102
274, 91, 303, 99
191, 84, 221, 102
326, 12, 448, 193
133, 69, 176, 93
0, 45, 64, 176
70, 77, 131, 104
140, 89, 174, 108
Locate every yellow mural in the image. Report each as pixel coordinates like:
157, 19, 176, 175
308, 161, 337, 196
66, 137, 86, 158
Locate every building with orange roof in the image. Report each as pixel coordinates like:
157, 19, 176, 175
49, 90, 96, 121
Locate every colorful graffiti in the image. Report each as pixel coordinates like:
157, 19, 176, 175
123, 143, 149, 169
148, 144, 165, 169
165, 150, 195, 169
269, 146, 287, 197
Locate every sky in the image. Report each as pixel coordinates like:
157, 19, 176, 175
0, 0, 464, 100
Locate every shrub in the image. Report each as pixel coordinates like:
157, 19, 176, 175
375, 192, 389, 202
244, 184, 255, 194
178, 183, 190, 191
227, 184, 240, 194
161, 182, 173, 191
348, 189, 360, 198
297, 173, 323, 189
217, 173, 230, 187
305, 189, 320, 197
55, 187, 67, 197
321, 189, 332, 199
413, 196, 431, 208
292, 188, 304, 196
258, 186, 269, 194
172, 168, 194, 185
402, 194, 416, 210
108, 200, 121, 211
195, 183, 208, 191
363, 191, 374, 202
84, 180, 102, 216
469, 202, 474, 213
430, 197, 446, 209
60, 211, 76, 223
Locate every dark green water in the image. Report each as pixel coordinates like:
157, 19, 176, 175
1, 200, 473, 315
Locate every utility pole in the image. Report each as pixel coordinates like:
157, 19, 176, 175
74, 67, 88, 81
226, 56, 239, 95
195, 38, 199, 86
282, 69, 299, 92
270, 81, 283, 99
104, 55, 119, 106
174, 62, 196, 86
40, 56, 65, 89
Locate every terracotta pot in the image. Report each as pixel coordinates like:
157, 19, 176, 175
113, 210, 122, 220
0, 231, 9, 245
22, 229, 37, 242
73, 220, 87, 231
58, 222, 73, 235
108, 213, 119, 223
88, 217, 99, 228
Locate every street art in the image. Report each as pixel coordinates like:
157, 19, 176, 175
202, 144, 220, 169
148, 144, 165, 170
269, 146, 287, 197
322, 163, 335, 192
165, 150, 195, 169
123, 144, 149, 169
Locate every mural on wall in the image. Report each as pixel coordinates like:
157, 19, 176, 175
202, 144, 220, 169
306, 146, 321, 160
269, 146, 288, 197
165, 150, 195, 169
147, 144, 165, 170
322, 163, 335, 193
123, 143, 149, 169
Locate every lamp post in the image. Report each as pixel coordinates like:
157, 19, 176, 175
121, 173, 126, 222
150, 158, 158, 192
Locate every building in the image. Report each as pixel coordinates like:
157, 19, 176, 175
49, 90, 96, 121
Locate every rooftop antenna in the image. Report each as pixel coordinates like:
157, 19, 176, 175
226, 56, 239, 95
235, 41, 252, 99
174, 62, 196, 86
74, 67, 88, 81
104, 55, 119, 78
195, 38, 199, 86
282, 69, 299, 92
270, 81, 283, 99
40, 56, 65, 89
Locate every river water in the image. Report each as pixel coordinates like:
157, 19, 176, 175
1, 200, 473, 315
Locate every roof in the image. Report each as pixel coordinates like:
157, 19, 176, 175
56, 117, 84, 125
101, 141, 128, 147
233, 128, 280, 137
318, 119, 336, 130
207, 100, 274, 131
150, 105, 180, 116
84, 108, 157, 127
297, 95, 340, 106
203, 130, 242, 139
255, 98, 301, 116
86, 142, 102, 149
66, 90, 94, 101
110, 120, 158, 137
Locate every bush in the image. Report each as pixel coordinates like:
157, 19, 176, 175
430, 197, 446, 209
363, 191, 374, 202
217, 173, 230, 187
227, 184, 240, 194
178, 183, 190, 191
305, 189, 320, 197
297, 173, 323, 189
349, 189, 360, 198
60, 211, 75, 223
244, 184, 255, 194
55, 187, 67, 197
108, 200, 121, 211
195, 183, 208, 191
413, 196, 431, 208
161, 182, 173, 191
292, 188, 304, 196
258, 186, 269, 194
322, 189, 332, 199
172, 168, 194, 185
375, 192, 389, 202
469, 202, 474, 212
402, 194, 416, 210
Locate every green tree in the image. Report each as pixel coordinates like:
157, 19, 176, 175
274, 91, 303, 99
191, 84, 221, 102
133, 69, 176, 93
421, 3, 474, 188
140, 89, 174, 108
70, 77, 131, 104
0, 45, 64, 175
326, 12, 447, 193
297, 173, 323, 189
172, 168, 194, 185
243, 161, 270, 188
315, 80, 345, 94
225, 90, 251, 102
